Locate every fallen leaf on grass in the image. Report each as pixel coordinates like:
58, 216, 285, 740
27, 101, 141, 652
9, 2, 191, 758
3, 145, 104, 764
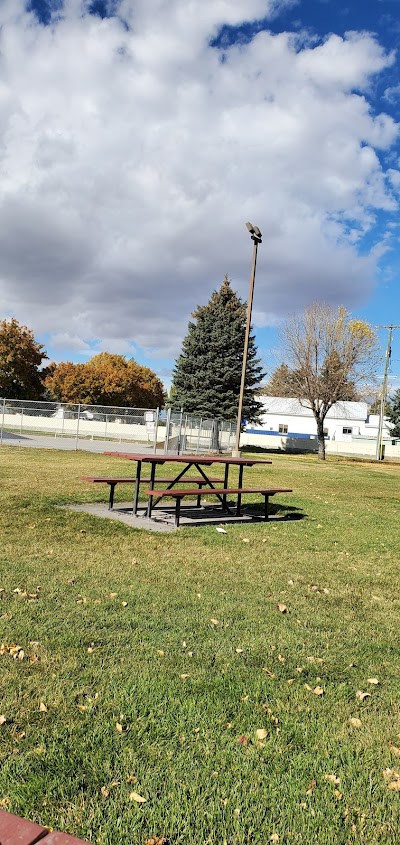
349, 717, 362, 728
76, 704, 88, 712
270, 835, 280, 843
389, 744, 400, 758
146, 837, 167, 845
383, 767, 400, 790
277, 604, 289, 613
325, 774, 341, 785
39, 702, 48, 713
306, 779, 316, 796
334, 789, 343, 800
180, 674, 190, 679
238, 735, 248, 746
129, 791, 146, 803
156, 650, 165, 656
116, 722, 129, 733
255, 729, 268, 740
0, 715, 6, 725
101, 787, 109, 797
313, 686, 324, 696
356, 690, 371, 701
121, 601, 128, 608
127, 776, 137, 784
210, 618, 219, 626
235, 648, 244, 654
367, 678, 379, 685
215, 527, 227, 534
262, 667, 275, 678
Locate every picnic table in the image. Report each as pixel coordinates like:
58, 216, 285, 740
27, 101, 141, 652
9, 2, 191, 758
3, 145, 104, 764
103, 451, 271, 514
81, 452, 292, 526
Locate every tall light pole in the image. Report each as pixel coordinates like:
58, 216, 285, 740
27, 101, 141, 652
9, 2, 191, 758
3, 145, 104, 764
232, 222, 262, 457
375, 324, 399, 460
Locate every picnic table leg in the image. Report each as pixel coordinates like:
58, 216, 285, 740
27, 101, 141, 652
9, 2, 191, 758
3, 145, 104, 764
175, 496, 181, 527
236, 464, 244, 515
108, 482, 116, 510
196, 482, 204, 508
264, 494, 269, 520
133, 460, 142, 515
223, 463, 229, 509
146, 461, 157, 517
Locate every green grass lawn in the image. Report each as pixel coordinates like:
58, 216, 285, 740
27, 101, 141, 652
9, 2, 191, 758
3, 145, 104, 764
0, 446, 400, 845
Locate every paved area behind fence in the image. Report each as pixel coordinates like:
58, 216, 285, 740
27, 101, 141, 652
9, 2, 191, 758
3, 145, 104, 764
0, 430, 161, 453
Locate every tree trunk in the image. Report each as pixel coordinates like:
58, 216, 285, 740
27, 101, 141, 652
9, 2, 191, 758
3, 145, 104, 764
316, 417, 326, 460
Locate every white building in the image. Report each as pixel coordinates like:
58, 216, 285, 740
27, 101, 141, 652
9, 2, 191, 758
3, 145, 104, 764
241, 396, 399, 454
243, 397, 393, 444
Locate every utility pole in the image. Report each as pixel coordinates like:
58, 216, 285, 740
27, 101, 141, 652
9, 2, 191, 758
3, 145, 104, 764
232, 223, 262, 457
375, 325, 400, 460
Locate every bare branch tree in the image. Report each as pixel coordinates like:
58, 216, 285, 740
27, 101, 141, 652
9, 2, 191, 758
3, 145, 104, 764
280, 303, 379, 459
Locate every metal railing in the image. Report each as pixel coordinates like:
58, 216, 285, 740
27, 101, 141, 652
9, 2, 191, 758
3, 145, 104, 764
0, 398, 235, 453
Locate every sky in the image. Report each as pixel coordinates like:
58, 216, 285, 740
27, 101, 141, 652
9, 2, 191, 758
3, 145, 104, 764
1, 0, 400, 395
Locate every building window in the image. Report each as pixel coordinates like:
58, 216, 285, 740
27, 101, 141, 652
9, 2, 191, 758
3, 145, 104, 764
342, 427, 352, 435
278, 424, 288, 434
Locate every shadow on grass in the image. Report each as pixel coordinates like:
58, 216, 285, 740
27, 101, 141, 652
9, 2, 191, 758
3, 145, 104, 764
242, 444, 316, 457
241, 501, 306, 521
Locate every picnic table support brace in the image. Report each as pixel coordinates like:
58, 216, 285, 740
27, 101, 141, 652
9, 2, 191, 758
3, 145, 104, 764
264, 494, 270, 520
194, 463, 233, 513
151, 461, 193, 508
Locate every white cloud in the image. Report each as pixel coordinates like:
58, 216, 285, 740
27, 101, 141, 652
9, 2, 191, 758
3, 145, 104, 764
0, 1, 398, 363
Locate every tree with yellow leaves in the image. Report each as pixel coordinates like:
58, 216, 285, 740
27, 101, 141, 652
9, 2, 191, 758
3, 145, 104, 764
280, 304, 378, 459
45, 352, 165, 409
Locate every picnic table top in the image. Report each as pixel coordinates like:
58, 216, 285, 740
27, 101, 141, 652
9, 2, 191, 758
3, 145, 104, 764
103, 452, 272, 466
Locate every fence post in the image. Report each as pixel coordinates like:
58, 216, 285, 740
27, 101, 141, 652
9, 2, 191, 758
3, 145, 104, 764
153, 408, 159, 454
20, 408, 24, 436
178, 408, 183, 454
164, 408, 171, 453
196, 417, 202, 454
0, 397, 5, 444
75, 404, 81, 451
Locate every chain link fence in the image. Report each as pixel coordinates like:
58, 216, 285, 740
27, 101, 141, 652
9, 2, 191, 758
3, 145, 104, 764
0, 398, 235, 453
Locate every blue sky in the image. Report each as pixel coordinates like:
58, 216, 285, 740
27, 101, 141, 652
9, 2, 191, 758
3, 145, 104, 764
1, 0, 400, 395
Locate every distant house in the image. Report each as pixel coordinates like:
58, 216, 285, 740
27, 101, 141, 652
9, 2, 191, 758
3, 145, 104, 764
245, 397, 393, 442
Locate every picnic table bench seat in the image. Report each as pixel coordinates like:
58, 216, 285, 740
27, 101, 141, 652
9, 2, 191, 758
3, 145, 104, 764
145, 487, 293, 526
81, 475, 224, 510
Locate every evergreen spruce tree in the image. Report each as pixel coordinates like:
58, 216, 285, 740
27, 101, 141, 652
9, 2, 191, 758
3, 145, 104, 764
172, 276, 264, 421
387, 389, 400, 438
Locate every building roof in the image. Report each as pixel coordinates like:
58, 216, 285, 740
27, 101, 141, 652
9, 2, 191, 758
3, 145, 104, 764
260, 397, 369, 421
